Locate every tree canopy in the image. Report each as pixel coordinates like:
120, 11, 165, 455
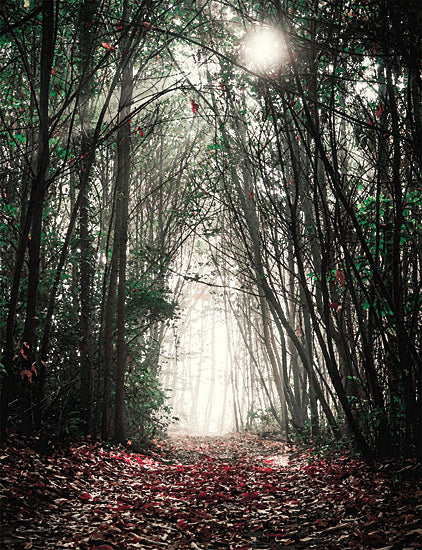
0, 0, 421, 462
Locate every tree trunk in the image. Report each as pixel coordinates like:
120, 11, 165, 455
77, 0, 99, 435
114, 0, 133, 441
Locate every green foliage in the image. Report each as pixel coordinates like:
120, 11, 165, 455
128, 280, 177, 324
0, 0, 420, 463
309, 436, 357, 461
125, 361, 176, 440
355, 190, 422, 320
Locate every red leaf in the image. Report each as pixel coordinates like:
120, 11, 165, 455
334, 269, 345, 286
115, 503, 130, 511
20, 370, 33, 383
101, 42, 115, 52
177, 519, 189, 530
241, 491, 259, 501
375, 105, 385, 117
20, 348, 28, 360
329, 302, 340, 310
190, 99, 199, 114
79, 492, 92, 501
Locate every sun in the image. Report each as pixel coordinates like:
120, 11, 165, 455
242, 27, 286, 73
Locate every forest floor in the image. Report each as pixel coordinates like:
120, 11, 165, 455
0, 433, 421, 550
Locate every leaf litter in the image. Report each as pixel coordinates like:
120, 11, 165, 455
0, 434, 421, 549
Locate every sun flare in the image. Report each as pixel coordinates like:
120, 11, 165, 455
242, 27, 286, 73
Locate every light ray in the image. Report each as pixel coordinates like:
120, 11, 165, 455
242, 27, 286, 73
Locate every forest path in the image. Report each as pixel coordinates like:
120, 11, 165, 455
1, 433, 421, 549
160, 432, 291, 466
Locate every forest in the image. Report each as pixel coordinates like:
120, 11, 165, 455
0, 0, 421, 547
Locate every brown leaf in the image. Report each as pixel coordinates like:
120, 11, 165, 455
362, 531, 386, 547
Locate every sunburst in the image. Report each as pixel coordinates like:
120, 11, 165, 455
242, 27, 286, 73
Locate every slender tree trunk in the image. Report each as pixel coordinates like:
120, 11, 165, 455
114, 1, 133, 441
77, 0, 99, 434
203, 307, 216, 432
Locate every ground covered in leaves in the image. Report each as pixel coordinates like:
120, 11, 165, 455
1, 434, 421, 549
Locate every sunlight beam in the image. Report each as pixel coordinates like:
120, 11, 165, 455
242, 27, 286, 73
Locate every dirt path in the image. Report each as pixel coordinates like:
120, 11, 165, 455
1, 433, 421, 549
